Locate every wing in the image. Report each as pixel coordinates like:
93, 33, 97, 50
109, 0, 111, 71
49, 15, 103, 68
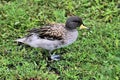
28, 23, 66, 40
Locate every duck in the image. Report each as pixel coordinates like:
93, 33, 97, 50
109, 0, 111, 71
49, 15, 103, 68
16, 16, 89, 60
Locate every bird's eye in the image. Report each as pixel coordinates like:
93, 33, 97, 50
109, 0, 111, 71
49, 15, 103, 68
73, 20, 80, 23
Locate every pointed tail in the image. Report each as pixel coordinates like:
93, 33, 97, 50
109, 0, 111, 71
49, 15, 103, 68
15, 38, 26, 43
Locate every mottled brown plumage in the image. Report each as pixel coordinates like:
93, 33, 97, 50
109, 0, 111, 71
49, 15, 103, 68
28, 23, 66, 40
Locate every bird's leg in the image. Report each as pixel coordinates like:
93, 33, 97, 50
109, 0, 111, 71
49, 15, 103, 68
49, 50, 61, 61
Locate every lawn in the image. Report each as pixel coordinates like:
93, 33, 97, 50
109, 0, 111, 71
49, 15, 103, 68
0, 0, 120, 80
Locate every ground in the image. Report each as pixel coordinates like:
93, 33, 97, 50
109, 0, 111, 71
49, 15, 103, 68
0, 0, 120, 80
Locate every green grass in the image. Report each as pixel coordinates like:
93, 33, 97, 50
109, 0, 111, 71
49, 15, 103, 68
0, 0, 120, 80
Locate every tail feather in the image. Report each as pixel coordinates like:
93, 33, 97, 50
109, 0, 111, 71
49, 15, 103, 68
15, 38, 26, 43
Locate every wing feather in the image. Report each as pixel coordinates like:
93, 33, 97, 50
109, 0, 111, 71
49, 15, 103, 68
27, 24, 66, 40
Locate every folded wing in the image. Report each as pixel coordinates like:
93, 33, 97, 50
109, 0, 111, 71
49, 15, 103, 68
28, 23, 66, 40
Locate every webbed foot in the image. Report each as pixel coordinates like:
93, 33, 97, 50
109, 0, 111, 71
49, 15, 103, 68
50, 55, 61, 61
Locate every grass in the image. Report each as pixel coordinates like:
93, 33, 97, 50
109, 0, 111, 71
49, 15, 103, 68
0, 0, 120, 80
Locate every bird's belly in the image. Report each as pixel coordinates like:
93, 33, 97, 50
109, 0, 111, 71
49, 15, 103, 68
27, 38, 62, 51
